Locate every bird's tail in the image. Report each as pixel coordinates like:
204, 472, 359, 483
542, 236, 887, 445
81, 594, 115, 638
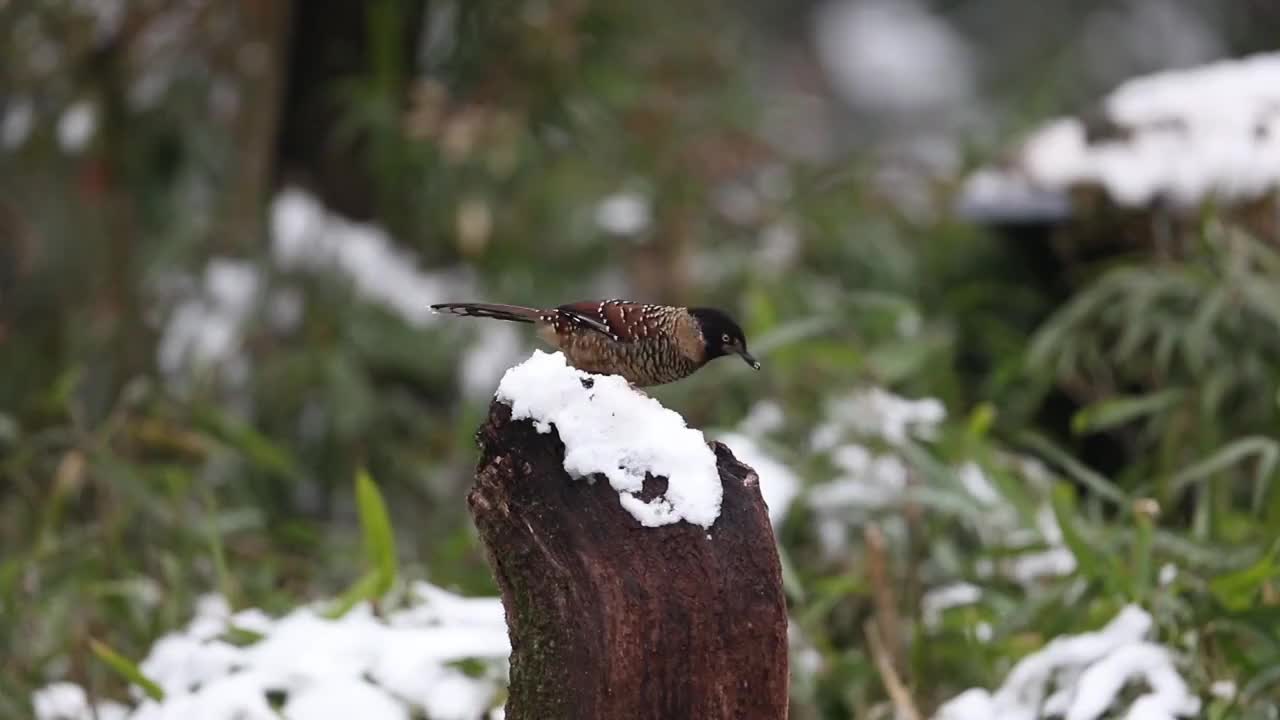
430, 302, 544, 324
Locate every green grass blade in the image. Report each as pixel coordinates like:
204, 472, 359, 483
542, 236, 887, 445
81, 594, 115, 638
1070, 389, 1184, 435
1169, 436, 1280, 500
89, 638, 165, 701
1049, 483, 1111, 586
1019, 432, 1129, 506
355, 468, 398, 596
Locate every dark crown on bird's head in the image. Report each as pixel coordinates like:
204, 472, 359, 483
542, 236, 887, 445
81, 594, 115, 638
688, 308, 757, 370
690, 307, 746, 348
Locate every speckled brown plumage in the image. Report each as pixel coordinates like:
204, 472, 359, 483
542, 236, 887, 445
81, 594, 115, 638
431, 299, 760, 387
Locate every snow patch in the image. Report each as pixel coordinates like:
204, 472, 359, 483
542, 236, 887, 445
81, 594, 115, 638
808, 443, 909, 511
933, 605, 1200, 720
496, 350, 722, 528
813, 0, 974, 114
461, 323, 526, 399
34, 582, 509, 720
270, 188, 470, 327
822, 387, 945, 447
2, 98, 34, 150
961, 52, 1280, 210
739, 400, 786, 437
57, 100, 98, 153
921, 582, 982, 629
156, 260, 261, 383
595, 192, 651, 235
33, 683, 127, 720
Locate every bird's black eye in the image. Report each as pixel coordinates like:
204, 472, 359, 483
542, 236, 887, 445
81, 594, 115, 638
721, 333, 732, 344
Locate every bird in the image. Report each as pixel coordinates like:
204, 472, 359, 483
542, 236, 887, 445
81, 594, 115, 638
431, 299, 760, 387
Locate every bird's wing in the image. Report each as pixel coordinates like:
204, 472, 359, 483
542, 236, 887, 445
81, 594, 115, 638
550, 300, 616, 338
556, 300, 652, 343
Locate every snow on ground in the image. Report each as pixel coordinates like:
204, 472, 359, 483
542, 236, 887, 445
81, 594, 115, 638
595, 190, 652, 236
57, 99, 98, 153
811, 387, 945, 451
802, 389, 1079, 586
157, 188, 473, 386
738, 399, 786, 437
921, 582, 982, 629
957, 462, 1080, 587
808, 442, 908, 511
934, 605, 1200, 720
460, 323, 526, 400
961, 52, 1280, 212
812, 0, 974, 115
156, 259, 261, 385
495, 350, 722, 528
804, 386, 944, 522
2, 97, 34, 150
270, 188, 472, 327
33, 582, 509, 720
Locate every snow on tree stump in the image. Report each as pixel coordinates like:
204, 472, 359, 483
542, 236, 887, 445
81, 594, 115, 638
467, 351, 789, 720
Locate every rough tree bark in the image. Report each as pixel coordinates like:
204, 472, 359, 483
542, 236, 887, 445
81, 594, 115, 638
468, 400, 790, 720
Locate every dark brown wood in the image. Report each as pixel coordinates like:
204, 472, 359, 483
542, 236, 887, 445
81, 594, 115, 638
469, 400, 789, 720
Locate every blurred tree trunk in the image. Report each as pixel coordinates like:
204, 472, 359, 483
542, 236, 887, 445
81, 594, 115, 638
222, 0, 293, 251
84, 35, 144, 417
275, 0, 427, 222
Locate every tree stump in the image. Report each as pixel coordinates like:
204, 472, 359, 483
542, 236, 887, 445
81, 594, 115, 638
468, 400, 790, 720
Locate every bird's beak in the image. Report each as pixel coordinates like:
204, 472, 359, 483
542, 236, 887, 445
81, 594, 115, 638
738, 349, 761, 370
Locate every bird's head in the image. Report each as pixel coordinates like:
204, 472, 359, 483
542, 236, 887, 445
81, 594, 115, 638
690, 307, 760, 371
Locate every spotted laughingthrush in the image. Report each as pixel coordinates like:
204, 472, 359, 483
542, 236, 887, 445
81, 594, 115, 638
430, 300, 760, 387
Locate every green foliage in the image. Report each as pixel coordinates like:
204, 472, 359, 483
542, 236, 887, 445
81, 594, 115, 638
328, 470, 401, 618
89, 638, 166, 702
3, 1, 1279, 718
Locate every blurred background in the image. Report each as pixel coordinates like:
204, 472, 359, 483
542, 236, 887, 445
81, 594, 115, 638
4, 0, 1280, 717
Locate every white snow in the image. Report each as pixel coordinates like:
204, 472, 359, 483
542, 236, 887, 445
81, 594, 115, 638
804, 389, 1081, 588
284, 679, 409, 720
32, 683, 127, 720
33, 582, 509, 720
270, 188, 471, 327
495, 350, 722, 528
957, 461, 1001, 506
157, 189, 474, 388
57, 100, 98, 153
595, 191, 652, 235
812, 0, 974, 114
1209, 680, 1236, 701
822, 387, 946, 447
987, 504, 1078, 586
739, 400, 786, 437
921, 582, 982, 629
156, 260, 261, 382
933, 605, 1200, 720
1006, 547, 1079, 586
963, 52, 1280, 209
460, 323, 525, 399
807, 443, 909, 510
716, 432, 798, 526
756, 220, 801, 275
2, 98, 34, 150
